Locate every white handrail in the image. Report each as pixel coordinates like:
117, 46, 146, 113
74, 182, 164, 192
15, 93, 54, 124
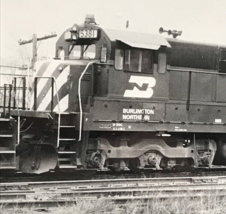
52, 77, 61, 148
78, 61, 94, 141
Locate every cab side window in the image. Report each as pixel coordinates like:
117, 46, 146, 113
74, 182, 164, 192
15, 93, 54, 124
141, 50, 153, 73
125, 49, 140, 72
157, 52, 167, 74
115, 48, 153, 73
115, 49, 124, 70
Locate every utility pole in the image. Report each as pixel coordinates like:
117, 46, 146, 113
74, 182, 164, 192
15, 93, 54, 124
18, 32, 57, 69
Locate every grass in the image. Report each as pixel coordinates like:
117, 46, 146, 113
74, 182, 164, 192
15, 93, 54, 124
1, 191, 226, 214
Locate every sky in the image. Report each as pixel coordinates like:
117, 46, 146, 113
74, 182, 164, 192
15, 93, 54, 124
1, 0, 226, 66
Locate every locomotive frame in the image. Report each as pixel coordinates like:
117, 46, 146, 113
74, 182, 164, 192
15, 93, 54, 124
1, 15, 226, 174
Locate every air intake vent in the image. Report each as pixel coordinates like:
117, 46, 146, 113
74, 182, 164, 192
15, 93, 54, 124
82, 73, 91, 81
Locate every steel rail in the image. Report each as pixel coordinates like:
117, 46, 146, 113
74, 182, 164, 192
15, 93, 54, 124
1, 175, 226, 208
1, 185, 225, 200
1, 175, 226, 189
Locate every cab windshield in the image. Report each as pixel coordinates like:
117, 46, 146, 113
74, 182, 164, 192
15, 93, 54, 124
69, 44, 96, 59
57, 44, 96, 60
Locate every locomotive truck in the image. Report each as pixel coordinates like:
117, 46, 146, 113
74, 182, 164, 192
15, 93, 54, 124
1, 15, 226, 174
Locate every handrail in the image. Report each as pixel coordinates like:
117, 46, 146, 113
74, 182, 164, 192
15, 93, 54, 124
52, 77, 61, 148
13, 77, 26, 110
78, 61, 95, 141
168, 67, 226, 75
33, 76, 61, 148
3, 84, 12, 118
186, 71, 192, 111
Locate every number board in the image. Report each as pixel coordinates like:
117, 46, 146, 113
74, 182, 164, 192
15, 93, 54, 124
79, 29, 98, 38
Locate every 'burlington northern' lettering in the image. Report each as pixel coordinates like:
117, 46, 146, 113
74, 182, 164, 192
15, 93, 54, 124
122, 108, 154, 121
123, 108, 154, 115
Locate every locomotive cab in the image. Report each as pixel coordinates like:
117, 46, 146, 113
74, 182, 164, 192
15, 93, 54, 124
105, 30, 171, 101
52, 17, 172, 114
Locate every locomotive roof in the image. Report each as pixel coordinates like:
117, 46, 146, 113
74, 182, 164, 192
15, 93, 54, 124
166, 37, 226, 49
103, 28, 171, 50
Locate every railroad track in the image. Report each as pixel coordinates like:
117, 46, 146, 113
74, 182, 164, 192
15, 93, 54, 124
1, 176, 226, 208
1, 168, 226, 183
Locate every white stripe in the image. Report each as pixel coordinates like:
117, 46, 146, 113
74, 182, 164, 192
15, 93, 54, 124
37, 66, 70, 111
30, 61, 49, 108
53, 94, 69, 112
30, 60, 61, 109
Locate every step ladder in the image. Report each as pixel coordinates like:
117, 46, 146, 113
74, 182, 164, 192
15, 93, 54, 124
56, 113, 77, 169
0, 118, 17, 170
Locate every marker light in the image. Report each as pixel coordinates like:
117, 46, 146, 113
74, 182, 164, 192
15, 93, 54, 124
72, 25, 78, 32
100, 47, 107, 63
64, 31, 77, 41
64, 31, 71, 41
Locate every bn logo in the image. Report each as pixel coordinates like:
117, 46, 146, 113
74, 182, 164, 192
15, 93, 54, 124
123, 76, 156, 98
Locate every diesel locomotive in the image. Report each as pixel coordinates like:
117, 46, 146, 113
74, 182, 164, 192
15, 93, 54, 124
1, 15, 226, 174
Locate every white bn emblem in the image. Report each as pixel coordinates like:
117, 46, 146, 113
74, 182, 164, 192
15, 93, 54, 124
123, 76, 156, 98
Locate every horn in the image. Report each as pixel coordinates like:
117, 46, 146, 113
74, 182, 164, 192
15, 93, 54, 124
170, 30, 183, 38
159, 27, 169, 34
177, 31, 183, 36
159, 27, 182, 38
